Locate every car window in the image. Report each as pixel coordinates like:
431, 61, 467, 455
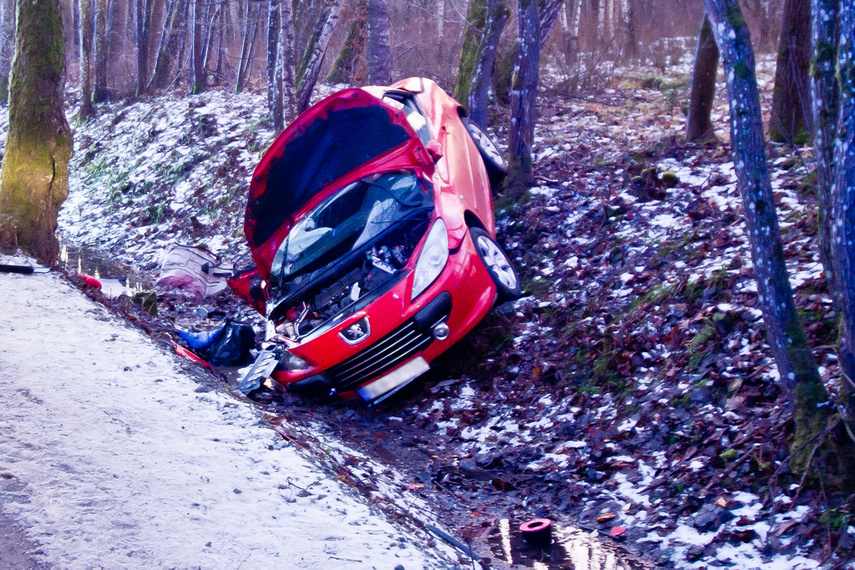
383, 93, 432, 146
270, 171, 433, 283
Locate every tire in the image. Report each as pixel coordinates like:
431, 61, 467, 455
464, 120, 508, 192
470, 227, 521, 301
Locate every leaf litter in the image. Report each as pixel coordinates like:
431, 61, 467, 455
20, 50, 853, 568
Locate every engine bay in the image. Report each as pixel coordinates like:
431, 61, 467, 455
272, 218, 429, 340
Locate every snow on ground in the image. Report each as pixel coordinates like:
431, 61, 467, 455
0, 254, 453, 568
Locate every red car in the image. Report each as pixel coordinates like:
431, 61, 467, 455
232, 77, 520, 402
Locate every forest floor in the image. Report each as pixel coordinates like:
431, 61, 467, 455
15, 51, 853, 568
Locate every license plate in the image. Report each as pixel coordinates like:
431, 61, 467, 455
357, 357, 430, 402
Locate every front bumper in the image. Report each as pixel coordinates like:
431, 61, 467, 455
273, 229, 497, 400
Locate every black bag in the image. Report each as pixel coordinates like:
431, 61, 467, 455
204, 320, 256, 366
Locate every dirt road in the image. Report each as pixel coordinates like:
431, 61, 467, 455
0, 260, 453, 568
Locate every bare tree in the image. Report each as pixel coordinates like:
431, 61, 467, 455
79, 0, 95, 119
150, 0, 186, 90
365, 0, 390, 84
327, 0, 367, 84
272, 0, 295, 130
506, 0, 540, 201
455, 0, 508, 111
93, 0, 109, 101
686, 14, 719, 142
810, 0, 839, 308
266, 0, 279, 119
704, 0, 837, 478
295, 0, 342, 112
539, 0, 564, 41
814, 0, 855, 477
0, 0, 73, 263
769, 0, 811, 143
236, 0, 262, 92
136, 0, 155, 95
189, 0, 205, 93
468, 0, 508, 126
0, 0, 15, 103
828, 0, 855, 467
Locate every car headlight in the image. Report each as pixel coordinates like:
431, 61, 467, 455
280, 349, 311, 371
412, 218, 448, 300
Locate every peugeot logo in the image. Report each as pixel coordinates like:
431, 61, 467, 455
339, 316, 371, 345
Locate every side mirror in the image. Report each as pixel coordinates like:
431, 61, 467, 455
426, 140, 444, 162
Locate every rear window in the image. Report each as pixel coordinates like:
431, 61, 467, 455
247, 104, 411, 248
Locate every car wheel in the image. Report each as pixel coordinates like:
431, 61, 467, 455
464, 120, 508, 192
470, 227, 521, 301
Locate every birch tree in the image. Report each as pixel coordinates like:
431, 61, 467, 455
0, 0, 15, 103
272, 0, 295, 130
0, 0, 73, 263
266, 0, 279, 119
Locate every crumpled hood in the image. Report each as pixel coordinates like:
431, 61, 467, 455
244, 89, 434, 278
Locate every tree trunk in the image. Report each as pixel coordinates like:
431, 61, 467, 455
280, 0, 295, 123
811, 0, 840, 309
562, 0, 581, 69
769, 0, 811, 143
468, 0, 508, 126
136, 0, 154, 95
266, 0, 280, 124
0, 0, 73, 264
829, 0, 855, 476
622, 0, 637, 60
686, 14, 719, 142
506, 0, 540, 202
455, 0, 491, 105
236, 0, 261, 92
538, 0, 564, 44
149, 0, 185, 90
365, 0, 391, 84
79, 0, 95, 119
326, 0, 366, 84
295, 0, 342, 113
0, 0, 15, 103
92, 0, 108, 101
705, 0, 830, 477
201, 0, 222, 75
189, 0, 205, 93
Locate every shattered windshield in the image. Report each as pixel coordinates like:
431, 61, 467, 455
270, 171, 433, 285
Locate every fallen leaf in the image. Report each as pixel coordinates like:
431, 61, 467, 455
597, 512, 617, 523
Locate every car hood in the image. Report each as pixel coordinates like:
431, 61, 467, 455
244, 89, 435, 278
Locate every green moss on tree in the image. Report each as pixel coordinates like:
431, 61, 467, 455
0, 0, 73, 263
454, 0, 489, 105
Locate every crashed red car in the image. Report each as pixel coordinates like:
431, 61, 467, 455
232, 77, 520, 402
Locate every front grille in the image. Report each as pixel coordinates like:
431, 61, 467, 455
327, 320, 433, 392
